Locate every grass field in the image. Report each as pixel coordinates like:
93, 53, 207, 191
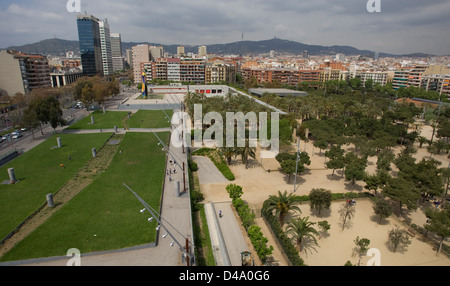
0, 133, 114, 243
0, 132, 170, 262
127, 110, 174, 129
67, 111, 129, 130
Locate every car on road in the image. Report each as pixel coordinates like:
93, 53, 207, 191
11, 130, 22, 139
12, 133, 22, 139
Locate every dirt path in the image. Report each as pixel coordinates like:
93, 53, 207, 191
0, 134, 122, 258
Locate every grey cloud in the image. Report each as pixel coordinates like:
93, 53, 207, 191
0, 0, 449, 55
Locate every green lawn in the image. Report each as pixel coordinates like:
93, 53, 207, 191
67, 111, 129, 130
127, 110, 173, 129
0, 133, 114, 242
0, 132, 169, 262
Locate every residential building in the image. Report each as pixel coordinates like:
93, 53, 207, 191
167, 58, 181, 82
154, 59, 168, 80
205, 60, 236, 84
392, 67, 412, 90
319, 69, 345, 82
177, 46, 185, 58
198, 46, 207, 57
77, 13, 103, 76
180, 58, 205, 84
0, 50, 51, 95
408, 65, 429, 88
298, 70, 320, 83
150, 46, 164, 61
140, 62, 154, 82
132, 44, 150, 83
353, 70, 388, 87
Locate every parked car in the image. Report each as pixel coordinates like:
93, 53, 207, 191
12, 133, 22, 139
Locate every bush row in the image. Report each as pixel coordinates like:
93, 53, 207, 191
232, 197, 273, 263
262, 209, 305, 266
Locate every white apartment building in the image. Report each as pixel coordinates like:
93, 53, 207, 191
198, 46, 207, 57
99, 19, 113, 76
167, 58, 181, 82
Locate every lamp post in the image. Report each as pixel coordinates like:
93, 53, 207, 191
293, 137, 301, 193
152, 130, 187, 192
123, 183, 193, 266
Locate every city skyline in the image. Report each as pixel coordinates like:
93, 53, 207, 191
0, 0, 449, 56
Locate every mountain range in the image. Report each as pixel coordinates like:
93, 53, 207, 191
2, 37, 433, 58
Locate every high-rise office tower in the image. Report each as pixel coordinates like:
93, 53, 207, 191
77, 14, 103, 76
99, 19, 113, 76
111, 33, 125, 72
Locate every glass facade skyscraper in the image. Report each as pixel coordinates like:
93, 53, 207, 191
77, 14, 103, 77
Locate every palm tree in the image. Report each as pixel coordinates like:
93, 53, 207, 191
219, 146, 236, 165
262, 190, 302, 226
286, 216, 319, 253
236, 139, 256, 168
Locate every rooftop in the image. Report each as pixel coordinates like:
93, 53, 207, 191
248, 88, 308, 97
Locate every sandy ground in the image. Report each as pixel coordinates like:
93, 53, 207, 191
197, 120, 450, 266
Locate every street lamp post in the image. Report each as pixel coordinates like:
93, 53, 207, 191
123, 183, 193, 266
152, 130, 187, 192
293, 137, 301, 193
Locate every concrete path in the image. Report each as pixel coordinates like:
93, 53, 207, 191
192, 156, 228, 184
192, 156, 251, 266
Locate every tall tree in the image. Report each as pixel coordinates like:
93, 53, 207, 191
424, 206, 450, 255
309, 188, 332, 216
373, 199, 393, 223
339, 203, 356, 231
387, 227, 411, 253
382, 176, 421, 214
262, 190, 302, 227
286, 216, 319, 253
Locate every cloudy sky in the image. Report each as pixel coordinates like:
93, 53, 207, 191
0, 0, 449, 55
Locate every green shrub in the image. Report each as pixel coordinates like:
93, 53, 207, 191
247, 225, 273, 263
263, 209, 305, 266
226, 184, 243, 200
188, 160, 198, 171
